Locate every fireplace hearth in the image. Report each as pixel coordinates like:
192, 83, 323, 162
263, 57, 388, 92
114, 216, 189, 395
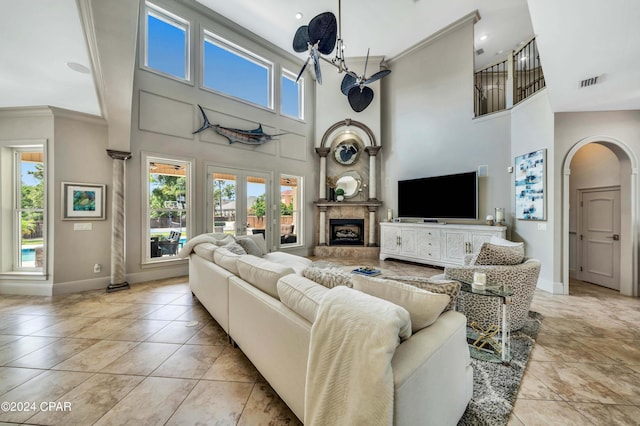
330, 219, 365, 246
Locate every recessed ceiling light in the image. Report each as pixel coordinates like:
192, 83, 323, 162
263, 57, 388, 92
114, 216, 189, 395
66, 62, 90, 74
295, 12, 303, 20
479, 34, 488, 41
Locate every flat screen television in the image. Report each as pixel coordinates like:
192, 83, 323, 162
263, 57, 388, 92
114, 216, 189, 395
397, 171, 478, 220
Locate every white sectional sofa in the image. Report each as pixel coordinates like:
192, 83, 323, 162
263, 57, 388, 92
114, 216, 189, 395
182, 234, 473, 425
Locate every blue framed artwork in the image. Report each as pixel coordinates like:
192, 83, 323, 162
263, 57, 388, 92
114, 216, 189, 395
515, 149, 546, 220
62, 182, 106, 220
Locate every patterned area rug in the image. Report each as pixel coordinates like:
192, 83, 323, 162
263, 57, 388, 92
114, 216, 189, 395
458, 311, 544, 425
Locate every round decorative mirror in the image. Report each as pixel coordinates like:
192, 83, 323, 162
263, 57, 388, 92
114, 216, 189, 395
332, 132, 363, 166
336, 171, 362, 199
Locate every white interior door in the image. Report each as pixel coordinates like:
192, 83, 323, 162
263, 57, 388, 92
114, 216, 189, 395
207, 166, 270, 241
579, 187, 620, 290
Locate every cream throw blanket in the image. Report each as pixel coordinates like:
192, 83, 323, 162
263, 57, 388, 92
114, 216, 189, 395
176, 233, 226, 258
304, 286, 412, 426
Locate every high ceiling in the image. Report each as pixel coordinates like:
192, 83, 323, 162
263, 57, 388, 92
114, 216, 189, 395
1, 0, 638, 117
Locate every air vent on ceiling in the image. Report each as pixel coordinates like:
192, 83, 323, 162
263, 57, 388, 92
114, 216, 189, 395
579, 76, 599, 88
475, 48, 484, 55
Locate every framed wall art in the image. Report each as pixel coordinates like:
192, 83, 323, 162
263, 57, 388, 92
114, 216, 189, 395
332, 131, 363, 166
514, 149, 546, 220
62, 182, 106, 220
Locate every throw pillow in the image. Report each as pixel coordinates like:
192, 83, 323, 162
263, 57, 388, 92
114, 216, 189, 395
351, 275, 450, 332
223, 241, 247, 256
236, 237, 263, 257
214, 234, 235, 247
237, 234, 268, 256
302, 266, 353, 288
473, 242, 524, 265
384, 276, 460, 312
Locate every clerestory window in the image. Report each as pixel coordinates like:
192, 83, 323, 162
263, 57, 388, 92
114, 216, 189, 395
281, 69, 304, 120
144, 2, 191, 81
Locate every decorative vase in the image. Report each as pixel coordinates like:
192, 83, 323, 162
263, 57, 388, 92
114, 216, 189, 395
328, 187, 336, 201
336, 195, 344, 202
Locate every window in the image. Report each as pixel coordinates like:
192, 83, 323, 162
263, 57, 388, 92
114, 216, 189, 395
280, 175, 302, 247
281, 69, 304, 120
144, 155, 192, 263
203, 30, 273, 108
0, 144, 46, 275
144, 2, 190, 81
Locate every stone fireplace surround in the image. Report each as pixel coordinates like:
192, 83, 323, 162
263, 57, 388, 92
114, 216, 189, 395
314, 119, 383, 259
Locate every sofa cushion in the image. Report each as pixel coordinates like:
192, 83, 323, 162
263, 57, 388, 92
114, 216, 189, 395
236, 237, 263, 257
352, 275, 450, 332
192, 242, 219, 262
237, 255, 295, 299
263, 252, 312, 275
213, 247, 242, 274
384, 276, 460, 312
302, 266, 353, 288
473, 242, 524, 265
237, 234, 268, 256
277, 274, 329, 323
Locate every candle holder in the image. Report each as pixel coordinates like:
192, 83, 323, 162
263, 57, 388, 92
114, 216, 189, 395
495, 208, 505, 226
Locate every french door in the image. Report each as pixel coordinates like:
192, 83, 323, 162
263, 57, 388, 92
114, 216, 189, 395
207, 165, 271, 244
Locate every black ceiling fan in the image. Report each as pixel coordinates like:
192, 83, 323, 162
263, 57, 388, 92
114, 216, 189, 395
292, 12, 337, 85
291, 1, 391, 112
340, 48, 391, 112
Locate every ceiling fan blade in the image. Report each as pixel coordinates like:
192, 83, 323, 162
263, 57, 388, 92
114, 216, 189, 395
347, 86, 374, 112
296, 57, 310, 82
362, 48, 370, 80
312, 48, 322, 85
308, 12, 337, 55
340, 73, 357, 96
292, 26, 310, 52
364, 69, 391, 85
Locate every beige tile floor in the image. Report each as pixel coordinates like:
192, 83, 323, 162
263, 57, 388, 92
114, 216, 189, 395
0, 259, 638, 425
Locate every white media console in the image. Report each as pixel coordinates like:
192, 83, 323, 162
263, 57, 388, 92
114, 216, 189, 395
379, 222, 507, 268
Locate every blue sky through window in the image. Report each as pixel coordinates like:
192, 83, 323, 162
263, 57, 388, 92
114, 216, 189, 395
203, 39, 269, 107
147, 13, 187, 79
281, 74, 300, 118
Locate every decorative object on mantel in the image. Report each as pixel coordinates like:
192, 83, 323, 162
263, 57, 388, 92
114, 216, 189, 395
292, 0, 391, 112
192, 105, 285, 145
485, 214, 495, 226
494, 208, 505, 226
326, 176, 337, 201
335, 187, 345, 201
336, 170, 362, 199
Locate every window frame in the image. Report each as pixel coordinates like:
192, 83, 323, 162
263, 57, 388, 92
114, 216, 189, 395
281, 68, 304, 121
0, 141, 48, 278
142, 2, 192, 83
141, 153, 194, 265
279, 174, 303, 249
201, 29, 274, 110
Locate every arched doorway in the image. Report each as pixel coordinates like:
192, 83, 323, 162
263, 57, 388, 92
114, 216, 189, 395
562, 136, 638, 296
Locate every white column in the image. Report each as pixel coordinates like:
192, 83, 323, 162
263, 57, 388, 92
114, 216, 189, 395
319, 207, 327, 245
368, 209, 376, 247
107, 149, 132, 292
365, 146, 381, 200
316, 147, 330, 200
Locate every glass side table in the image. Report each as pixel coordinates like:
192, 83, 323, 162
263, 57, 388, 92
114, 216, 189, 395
457, 280, 513, 364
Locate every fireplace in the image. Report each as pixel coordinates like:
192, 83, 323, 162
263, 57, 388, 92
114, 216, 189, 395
329, 219, 365, 246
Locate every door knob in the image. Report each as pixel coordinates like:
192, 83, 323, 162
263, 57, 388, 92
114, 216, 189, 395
606, 234, 620, 241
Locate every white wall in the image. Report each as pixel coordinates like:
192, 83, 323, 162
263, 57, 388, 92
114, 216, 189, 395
510, 91, 556, 292
125, 0, 317, 281
555, 111, 640, 296
381, 17, 511, 226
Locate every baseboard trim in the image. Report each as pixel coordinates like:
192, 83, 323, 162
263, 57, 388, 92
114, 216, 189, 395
126, 264, 188, 284
53, 277, 110, 295
536, 278, 565, 295
0, 282, 53, 296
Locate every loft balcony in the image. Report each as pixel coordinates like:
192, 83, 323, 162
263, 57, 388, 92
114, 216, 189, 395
474, 37, 546, 117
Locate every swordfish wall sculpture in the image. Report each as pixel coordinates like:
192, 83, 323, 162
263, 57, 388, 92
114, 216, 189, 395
193, 105, 285, 145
